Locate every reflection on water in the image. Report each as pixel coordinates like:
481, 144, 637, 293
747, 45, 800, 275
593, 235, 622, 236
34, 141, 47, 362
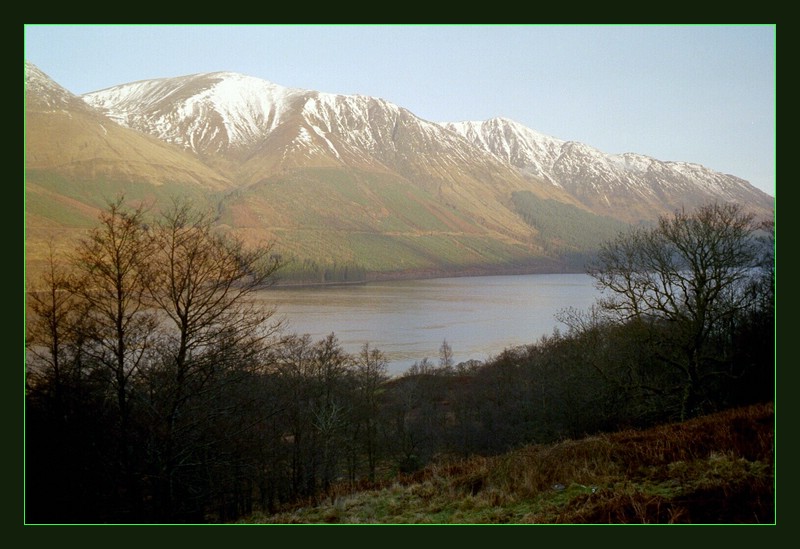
255, 273, 599, 375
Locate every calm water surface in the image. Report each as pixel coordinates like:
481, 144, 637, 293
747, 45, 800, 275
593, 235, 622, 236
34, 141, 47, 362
256, 273, 599, 375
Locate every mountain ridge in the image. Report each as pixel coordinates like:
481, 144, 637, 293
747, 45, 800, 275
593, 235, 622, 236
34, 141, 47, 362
25, 63, 773, 280
444, 118, 772, 222
79, 69, 772, 217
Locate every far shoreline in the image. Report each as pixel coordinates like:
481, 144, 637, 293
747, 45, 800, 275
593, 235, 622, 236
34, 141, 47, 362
266, 262, 589, 290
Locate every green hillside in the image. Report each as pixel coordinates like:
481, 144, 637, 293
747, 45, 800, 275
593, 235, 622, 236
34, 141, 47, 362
511, 190, 630, 252
26, 166, 637, 283
25, 170, 224, 275
24, 66, 632, 282
216, 168, 565, 280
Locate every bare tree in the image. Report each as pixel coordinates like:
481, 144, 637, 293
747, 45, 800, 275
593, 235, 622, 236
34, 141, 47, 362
49, 196, 157, 517
145, 197, 281, 411
26, 242, 83, 412
26, 243, 113, 522
352, 343, 389, 482
587, 202, 770, 419
70, 197, 156, 462
139, 197, 282, 519
309, 334, 352, 493
439, 339, 454, 373
27, 197, 287, 521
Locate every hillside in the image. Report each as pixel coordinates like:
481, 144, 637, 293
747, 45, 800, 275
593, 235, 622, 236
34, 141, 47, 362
79, 71, 601, 278
240, 402, 774, 524
25, 62, 234, 273
25, 63, 774, 281
445, 118, 774, 224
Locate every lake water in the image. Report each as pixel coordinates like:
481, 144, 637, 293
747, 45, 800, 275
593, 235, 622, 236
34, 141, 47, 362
256, 273, 600, 376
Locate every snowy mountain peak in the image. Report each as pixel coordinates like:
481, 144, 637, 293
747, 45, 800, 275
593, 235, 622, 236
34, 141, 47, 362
82, 71, 310, 153
445, 115, 771, 220
447, 118, 565, 149
81, 70, 446, 162
25, 62, 84, 111
444, 118, 567, 185
52, 66, 772, 223
81, 69, 481, 174
300, 91, 451, 153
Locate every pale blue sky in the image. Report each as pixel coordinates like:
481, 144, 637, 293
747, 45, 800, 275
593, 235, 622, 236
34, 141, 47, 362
24, 24, 775, 196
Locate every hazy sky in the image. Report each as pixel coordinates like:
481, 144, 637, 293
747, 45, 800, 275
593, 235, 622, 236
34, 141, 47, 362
24, 24, 775, 196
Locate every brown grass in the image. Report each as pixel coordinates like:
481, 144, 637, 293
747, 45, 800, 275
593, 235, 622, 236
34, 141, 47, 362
242, 402, 774, 524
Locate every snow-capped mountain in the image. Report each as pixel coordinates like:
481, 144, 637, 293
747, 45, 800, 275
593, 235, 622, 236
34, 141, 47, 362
82, 72, 557, 194
27, 64, 571, 278
83, 72, 307, 156
25, 62, 231, 190
82, 72, 772, 223
25, 61, 87, 112
83, 71, 455, 160
26, 63, 774, 280
444, 118, 566, 186
445, 118, 773, 222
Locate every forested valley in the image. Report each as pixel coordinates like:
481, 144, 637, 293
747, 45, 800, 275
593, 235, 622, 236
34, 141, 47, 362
25, 199, 774, 523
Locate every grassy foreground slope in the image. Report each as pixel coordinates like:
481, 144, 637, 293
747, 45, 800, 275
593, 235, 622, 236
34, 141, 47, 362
241, 402, 774, 524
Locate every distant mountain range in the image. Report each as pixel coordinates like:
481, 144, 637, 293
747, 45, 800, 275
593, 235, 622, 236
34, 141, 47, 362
25, 62, 773, 281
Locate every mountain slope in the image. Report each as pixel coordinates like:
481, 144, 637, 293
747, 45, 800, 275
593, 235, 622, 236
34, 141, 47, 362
81, 73, 581, 204
82, 72, 306, 160
26, 63, 232, 191
25, 65, 773, 280
79, 71, 607, 277
25, 63, 236, 273
444, 118, 774, 223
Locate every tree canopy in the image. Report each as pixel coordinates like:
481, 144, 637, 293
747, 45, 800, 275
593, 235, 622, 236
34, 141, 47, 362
586, 202, 773, 419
